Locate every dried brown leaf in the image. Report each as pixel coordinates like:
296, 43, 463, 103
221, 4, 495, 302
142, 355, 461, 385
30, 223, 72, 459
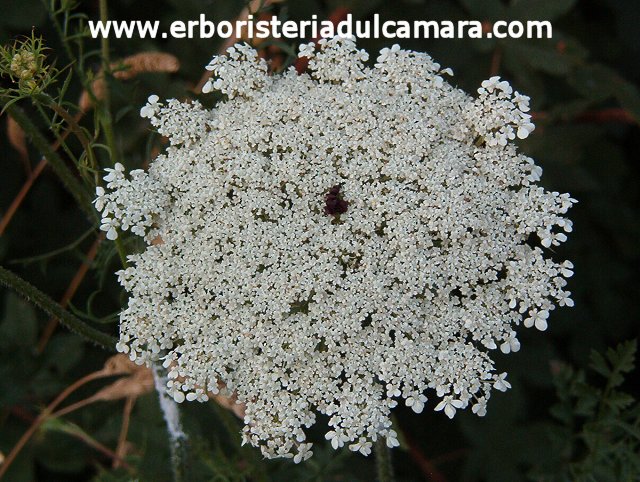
79, 52, 180, 112
208, 381, 246, 419
7, 116, 29, 164
78, 78, 104, 113
113, 52, 180, 80
102, 354, 139, 376
211, 392, 246, 419
93, 368, 154, 401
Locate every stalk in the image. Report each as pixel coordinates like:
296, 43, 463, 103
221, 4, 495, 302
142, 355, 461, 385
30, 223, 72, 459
0, 265, 116, 350
98, 0, 118, 163
375, 438, 395, 482
152, 364, 189, 482
4, 103, 95, 220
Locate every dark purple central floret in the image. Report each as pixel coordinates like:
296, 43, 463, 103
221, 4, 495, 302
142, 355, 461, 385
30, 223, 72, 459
324, 185, 349, 216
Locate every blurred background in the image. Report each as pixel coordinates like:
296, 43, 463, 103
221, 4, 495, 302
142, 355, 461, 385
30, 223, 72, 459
0, 0, 639, 481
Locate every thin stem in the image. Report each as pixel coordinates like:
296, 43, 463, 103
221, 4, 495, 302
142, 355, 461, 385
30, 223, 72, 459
113, 396, 135, 468
152, 364, 189, 482
404, 429, 449, 482
114, 237, 129, 268
95, 0, 129, 270
98, 0, 118, 164
0, 158, 47, 236
50, 395, 99, 419
3, 103, 95, 221
9, 226, 94, 264
34, 101, 80, 166
39, 95, 95, 162
48, 0, 90, 88
36, 234, 104, 353
375, 438, 395, 482
0, 265, 117, 350
62, 423, 133, 471
0, 91, 95, 236
0, 370, 110, 478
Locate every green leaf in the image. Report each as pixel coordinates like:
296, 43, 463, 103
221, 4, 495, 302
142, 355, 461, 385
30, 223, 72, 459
606, 340, 637, 377
611, 420, 640, 441
573, 383, 599, 417
605, 390, 635, 413
589, 350, 611, 378
41, 416, 85, 436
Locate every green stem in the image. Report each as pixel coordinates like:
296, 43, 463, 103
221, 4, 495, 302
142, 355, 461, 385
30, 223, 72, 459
3, 102, 96, 221
171, 434, 188, 482
114, 238, 129, 268
38, 94, 92, 148
48, 0, 85, 83
33, 93, 98, 176
0, 265, 117, 350
96, 0, 129, 270
375, 438, 395, 482
98, 0, 118, 164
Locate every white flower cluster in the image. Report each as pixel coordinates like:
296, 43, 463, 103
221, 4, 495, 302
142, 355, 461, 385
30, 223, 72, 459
202, 43, 268, 98
467, 76, 536, 147
96, 37, 576, 462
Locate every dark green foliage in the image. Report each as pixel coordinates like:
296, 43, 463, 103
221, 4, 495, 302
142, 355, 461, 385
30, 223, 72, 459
1, 0, 639, 481
532, 341, 640, 482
